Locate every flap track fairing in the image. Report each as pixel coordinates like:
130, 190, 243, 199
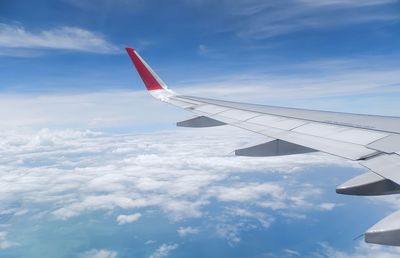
177, 116, 226, 128
336, 171, 400, 196
235, 139, 317, 157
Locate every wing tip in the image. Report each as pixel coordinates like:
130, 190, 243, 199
125, 47, 135, 52
125, 47, 165, 91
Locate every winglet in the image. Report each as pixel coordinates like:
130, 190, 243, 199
126, 48, 167, 91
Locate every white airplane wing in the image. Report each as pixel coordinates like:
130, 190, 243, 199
126, 47, 400, 246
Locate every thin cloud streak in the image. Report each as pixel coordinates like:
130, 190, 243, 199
0, 55, 399, 131
188, 0, 399, 39
0, 23, 119, 55
175, 55, 400, 115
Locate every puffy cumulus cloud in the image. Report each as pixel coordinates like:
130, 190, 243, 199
207, 181, 328, 213
116, 213, 142, 225
319, 202, 341, 211
208, 183, 284, 202
0, 127, 350, 227
177, 226, 199, 237
149, 243, 178, 258
79, 249, 118, 258
318, 241, 400, 258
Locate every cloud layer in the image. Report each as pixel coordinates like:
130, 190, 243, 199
0, 127, 351, 221
0, 126, 399, 256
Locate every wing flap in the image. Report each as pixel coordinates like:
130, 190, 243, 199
172, 96, 382, 160
180, 95, 400, 134
368, 134, 400, 154
293, 123, 387, 145
257, 126, 377, 160
173, 96, 389, 148
336, 171, 400, 196
361, 154, 400, 185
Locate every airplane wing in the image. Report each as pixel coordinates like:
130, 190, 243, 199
126, 47, 400, 246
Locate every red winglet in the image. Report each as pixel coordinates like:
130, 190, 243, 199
126, 48, 165, 91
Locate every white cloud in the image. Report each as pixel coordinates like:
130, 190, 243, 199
284, 248, 300, 256
319, 202, 340, 211
208, 183, 284, 202
0, 232, 17, 250
0, 126, 348, 225
0, 23, 118, 55
216, 224, 241, 246
80, 249, 118, 258
149, 243, 178, 258
116, 213, 142, 225
177, 226, 199, 237
226, 207, 274, 228
319, 241, 400, 258
213, 207, 275, 246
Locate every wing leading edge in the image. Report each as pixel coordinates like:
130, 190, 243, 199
125, 47, 400, 246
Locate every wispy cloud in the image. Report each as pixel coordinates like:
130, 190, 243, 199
214, 207, 274, 245
298, 0, 396, 7
319, 241, 400, 258
149, 243, 178, 258
177, 226, 199, 237
80, 249, 118, 258
0, 23, 119, 56
63, 0, 146, 13
187, 0, 399, 39
216, 224, 241, 246
0, 232, 17, 250
177, 55, 400, 115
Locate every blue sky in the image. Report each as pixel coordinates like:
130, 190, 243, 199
1, 1, 400, 258
0, 0, 399, 97
0, 0, 399, 133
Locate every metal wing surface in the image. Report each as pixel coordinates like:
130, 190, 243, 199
126, 47, 400, 246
